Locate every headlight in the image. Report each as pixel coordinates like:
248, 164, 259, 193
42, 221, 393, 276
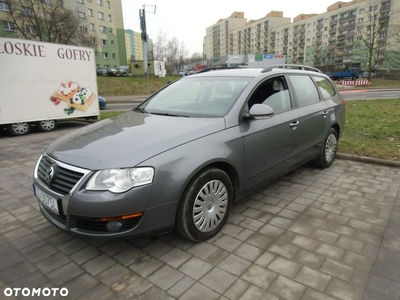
86, 167, 154, 193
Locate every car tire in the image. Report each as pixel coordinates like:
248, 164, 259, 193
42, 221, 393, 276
36, 120, 57, 132
314, 127, 338, 168
176, 168, 232, 242
7, 122, 32, 136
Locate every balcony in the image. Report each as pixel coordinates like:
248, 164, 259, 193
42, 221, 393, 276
335, 58, 343, 63
316, 31, 323, 36
317, 23, 323, 29
328, 45, 336, 50
329, 28, 337, 33
337, 42, 345, 47
316, 40, 322, 45
379, 15, 390, 22
380, 2, 390, 12
293, 37, 299, 42
346, 23, 356, 29
330, 19, 338, 25
337, 34, 346, 40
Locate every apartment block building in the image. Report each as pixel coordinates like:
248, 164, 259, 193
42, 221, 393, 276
205, 0, 400, 70
124, 29, 153, 63
0, 0, 127, 69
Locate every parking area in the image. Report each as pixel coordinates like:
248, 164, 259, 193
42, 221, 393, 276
0, 123, 399, 300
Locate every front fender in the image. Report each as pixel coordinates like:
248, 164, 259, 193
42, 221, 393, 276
140, 126, 245, 209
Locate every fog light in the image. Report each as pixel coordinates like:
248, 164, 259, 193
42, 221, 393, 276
106, 221, 122, 232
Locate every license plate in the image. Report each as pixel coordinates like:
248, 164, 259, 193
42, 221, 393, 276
34, 185, 59, 214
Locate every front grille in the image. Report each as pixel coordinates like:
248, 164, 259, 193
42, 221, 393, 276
41, 205, 67, 227
75, 217, 141, 233
37, 156, 84, 195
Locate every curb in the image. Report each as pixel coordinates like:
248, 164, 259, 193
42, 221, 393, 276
336, 153, 400, 168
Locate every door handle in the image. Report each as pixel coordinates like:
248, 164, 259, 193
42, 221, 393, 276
289, 121, 299, 127
321, 111, 328, 116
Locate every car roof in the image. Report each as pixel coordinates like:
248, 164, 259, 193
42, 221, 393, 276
192, 66, 328, 78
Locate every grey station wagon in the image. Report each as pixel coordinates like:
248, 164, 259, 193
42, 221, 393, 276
33, 65, 346, 242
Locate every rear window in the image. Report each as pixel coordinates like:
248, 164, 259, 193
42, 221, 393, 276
289, 75, 320, 107
313, 76, 336, 100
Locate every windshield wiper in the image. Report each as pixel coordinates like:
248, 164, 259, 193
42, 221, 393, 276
150, 112, 190, 118
133, 107, 149, 114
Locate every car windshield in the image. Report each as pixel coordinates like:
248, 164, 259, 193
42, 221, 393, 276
137, 77, 252, 117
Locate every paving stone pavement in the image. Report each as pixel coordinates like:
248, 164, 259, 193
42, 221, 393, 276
0, 123, 399, 300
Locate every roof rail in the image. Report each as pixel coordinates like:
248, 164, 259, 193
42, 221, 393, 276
261, 64, 323, 73
196, 67, 242, 74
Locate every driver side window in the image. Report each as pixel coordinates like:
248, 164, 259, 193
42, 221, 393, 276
248, 76, 292, 114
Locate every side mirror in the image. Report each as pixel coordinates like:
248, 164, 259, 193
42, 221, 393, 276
246, 104, 274, 120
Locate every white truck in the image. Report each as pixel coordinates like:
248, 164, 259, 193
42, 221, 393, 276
0, 37, 99, 136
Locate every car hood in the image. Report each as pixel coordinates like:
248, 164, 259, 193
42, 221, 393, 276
45, 112, 226, 170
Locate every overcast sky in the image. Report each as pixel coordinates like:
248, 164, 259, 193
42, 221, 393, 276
121, 0, 346, 56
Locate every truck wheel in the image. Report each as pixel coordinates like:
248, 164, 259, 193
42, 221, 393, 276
7, 122, 32, 136
314, 128, 338, 168
37, 120, 57, 132
176, 168, 232, 242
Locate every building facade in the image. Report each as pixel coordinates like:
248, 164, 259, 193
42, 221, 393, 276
0, 0, 127, 69
124, 29, 153, 63
205, 0, 400, 70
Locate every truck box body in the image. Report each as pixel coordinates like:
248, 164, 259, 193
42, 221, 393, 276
0, 37, 99, 134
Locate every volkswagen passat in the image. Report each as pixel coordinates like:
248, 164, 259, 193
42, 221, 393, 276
33, 65, 346, 242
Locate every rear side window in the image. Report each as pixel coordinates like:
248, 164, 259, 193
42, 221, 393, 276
313, 76, 336, 100
289, 75, 320, 107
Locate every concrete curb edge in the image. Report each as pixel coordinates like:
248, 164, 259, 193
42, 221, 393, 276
336, 153, 400, 168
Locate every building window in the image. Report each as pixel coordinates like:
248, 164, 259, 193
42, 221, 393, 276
88, 8, 93, 16
26, 25, 37, 35
79, 26, 87, 33
103, 52, 108, 59
359, 8, 364, 14
112, 53, 116, 60
101, 39, 107, 46
23, 7, 33, 16
57, 0, 63, 8
90, 23, 95, 31
50, 32, 56, 38
45, 13, 52, 21
325, 18, 329, 23
43, 0, 52, 4
97, 0, 102, 5
98, 12, 104, 19
95, 51, 98, 58
111, 40, 115, 47
109, 28, 113, 34
91, 37, 97, 44
99, 25, 105, 33
78, 11, 85, 18
0, 2, 10, 11
3, 21, 14, 31
108, 14, 112, 21
106, 1, 110, 8
77, 0, 83, 3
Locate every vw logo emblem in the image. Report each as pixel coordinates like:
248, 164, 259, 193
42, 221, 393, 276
45, 166, 55, 183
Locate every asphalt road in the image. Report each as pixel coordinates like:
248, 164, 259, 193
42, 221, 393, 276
104, 89, 400, 111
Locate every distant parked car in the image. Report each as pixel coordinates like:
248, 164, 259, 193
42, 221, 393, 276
117, 68, 128, 77
362, 71, 376, 78
102, 68, 128, 77
96, 68, 106, 76
98, 96, 106, 109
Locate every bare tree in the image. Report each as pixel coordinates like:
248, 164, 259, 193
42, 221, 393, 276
3, 0, 89, 45
189, 52, 202, 63
153, 29, 168, 60
353, 0, 394, 80
164, 37, 189, 73
385, 24, 400, 69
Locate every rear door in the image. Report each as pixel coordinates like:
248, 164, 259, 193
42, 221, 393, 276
287, 75, 329, 157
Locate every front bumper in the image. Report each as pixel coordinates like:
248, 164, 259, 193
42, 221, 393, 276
33, 155, 177, 238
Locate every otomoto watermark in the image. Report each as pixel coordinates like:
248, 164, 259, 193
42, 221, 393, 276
3, 287, 68, 297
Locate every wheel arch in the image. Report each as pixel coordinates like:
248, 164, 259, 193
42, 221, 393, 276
331, 123, 340, 138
